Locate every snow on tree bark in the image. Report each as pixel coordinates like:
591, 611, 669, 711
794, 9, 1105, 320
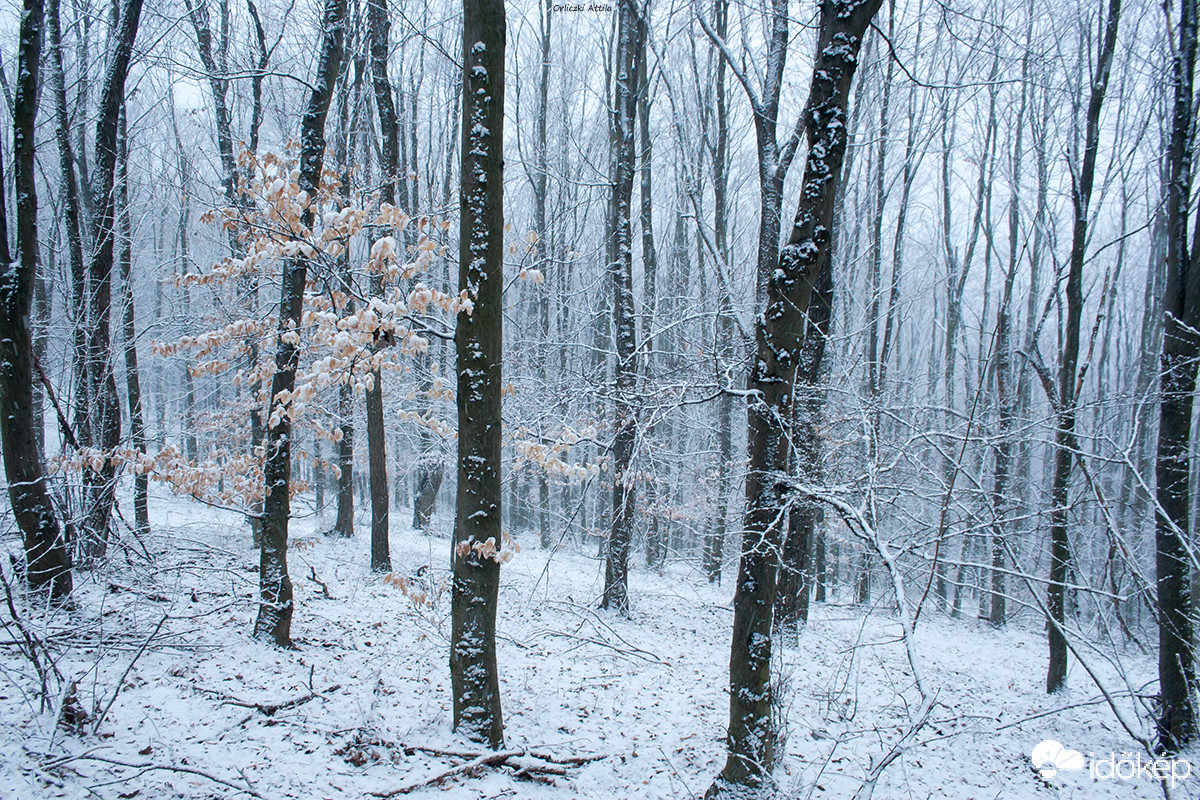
80, 0, 145, 557
601, 0, 644, 614
0, 0, 73, 598
450, 0, 506, 749
711, 0, 882, 792
253, 0, 346, 647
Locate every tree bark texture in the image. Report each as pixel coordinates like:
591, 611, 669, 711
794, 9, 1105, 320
0, 0, 73, 598
601, 0, 643, 614
714, 0, 881, 791
367, 0, 397, 572
450, 0, 506, 748
253, 0, 346, 647
1156, 0, 1197, 752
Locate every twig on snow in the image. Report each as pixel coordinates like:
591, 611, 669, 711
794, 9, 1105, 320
92, 614, 168, 735
368, 749, 526, 797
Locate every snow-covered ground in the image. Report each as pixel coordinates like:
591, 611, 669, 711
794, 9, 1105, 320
0, 490, 1183, 799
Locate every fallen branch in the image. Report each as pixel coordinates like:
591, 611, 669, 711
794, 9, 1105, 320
107, 582, 171, 603
401, 743, 607, 765
308, 566, 333, 599
39, 751, 263, 798
368, 746, 607, 796
220, 685, 340, 716
369, 749, 526, 796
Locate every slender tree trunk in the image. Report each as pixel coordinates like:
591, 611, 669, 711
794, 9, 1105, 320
1156, 0, 1197, 751
534, 0, 553, 550
0, 0, 73, 598
1046, 0, 1120, 694
48, 0, 89, 461
80, 0, 145, 556
989, 12, 1034, 627
366, 0, 396, 572
117, 109, 148, 535
712, 1, 881, 791
601, 0, 643, 614
702, 0, 732, 585
335, 383, 355, 538
253, 0, 346, 647
450, 0, 506, 748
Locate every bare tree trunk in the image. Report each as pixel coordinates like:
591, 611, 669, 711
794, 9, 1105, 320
711, 0, 881, 791
0, 0, 73, 598
253, 0, 346, 647
1046, 0, 1119, 694
988, 8, 1034, 628
637, 10, 661, 568
80, 0, 145, 556
600, 0, 643, 614
702, 0, 731, 585
450, 0, 506, 748
533, 0, 553, 550
47, 0, 89, 461
1156, 0, 1196, 751
117, 108, 148, 535
366, 0, 395, 572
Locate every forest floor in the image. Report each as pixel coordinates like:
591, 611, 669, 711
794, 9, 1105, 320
0, 489, 1182, 799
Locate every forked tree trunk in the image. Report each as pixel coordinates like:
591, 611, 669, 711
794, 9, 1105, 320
253, 0, 346, 647
450, 0, 506, 748
711, 0, 881, 792
1156, 0, 1197, 752
0, 0, 73, 598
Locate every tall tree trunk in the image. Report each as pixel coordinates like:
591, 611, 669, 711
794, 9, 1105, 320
47, 0, 89, 461
1156, 0, 1197, 751
117, 108, 148, 535
81, 0, 145, 556
989, 8, 1034, 627
601, 0, 643, 613
0, 0, 73, 598
366, 0, 395, 572
1046, 0, 1119, 694
534, 0, 553, 550
450, 0, 506, 748
712, 0, 881, 791
253, 0, 346, 647
703, 0, 731, 585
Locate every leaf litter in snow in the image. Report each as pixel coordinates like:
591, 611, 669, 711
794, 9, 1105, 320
0, 489, 1185, 798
